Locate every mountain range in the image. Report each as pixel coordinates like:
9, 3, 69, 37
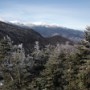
27, 24, 84, 42
0, 21, 74, 53
12, 22, 84, 42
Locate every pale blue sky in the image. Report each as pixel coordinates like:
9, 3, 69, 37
0, 0, 90, 30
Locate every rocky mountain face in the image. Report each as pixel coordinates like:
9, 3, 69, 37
0, 21, 73, 53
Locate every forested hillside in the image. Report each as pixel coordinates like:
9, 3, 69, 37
27, 24, 84, 42
0, 27, 90, 90
0, 21, 73, 53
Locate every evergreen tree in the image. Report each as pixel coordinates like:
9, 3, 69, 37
30, 45, 66, 90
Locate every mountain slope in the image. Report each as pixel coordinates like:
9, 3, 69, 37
27, 24, 84, 42
0, 21, 47, 53
47, 35, 73, 45
0, 21, 73, 53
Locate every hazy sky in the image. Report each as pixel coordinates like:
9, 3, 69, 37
0, 0, 90, 30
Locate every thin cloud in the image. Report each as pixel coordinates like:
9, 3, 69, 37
0, 0, 90, 29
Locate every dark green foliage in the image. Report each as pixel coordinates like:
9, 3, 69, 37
0, 36, 12, 63
32, 49, 65, 90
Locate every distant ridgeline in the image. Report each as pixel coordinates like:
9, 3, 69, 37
24, 24, 84, 42
0, 21, 74, 53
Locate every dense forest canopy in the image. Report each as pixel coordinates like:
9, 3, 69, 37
0, 27, 90, 90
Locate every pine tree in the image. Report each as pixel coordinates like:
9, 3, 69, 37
0, 36, 12, 63
73, 27, 90, 90
0, 36, 13, 90
30, 45, 66, 90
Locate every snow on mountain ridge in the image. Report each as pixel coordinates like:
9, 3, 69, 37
1, 20, 82, 31
9, 21, 66, 28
